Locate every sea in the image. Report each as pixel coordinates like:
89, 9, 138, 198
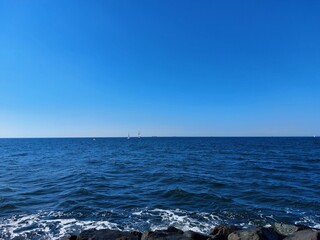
0, 137, 319, 239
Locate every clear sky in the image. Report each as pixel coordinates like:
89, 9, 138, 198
0, 0, 319, 137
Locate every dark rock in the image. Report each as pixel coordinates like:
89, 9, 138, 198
183, 230, 210, 240
76, 229, 141, 240
228, 227, 282, 240
260, 228, 282, 240
62, 234, 78, 240
274, 223, 309, 237
141, 229, 189, 240
67, 235, 78, 240
131, 231, 143, 239
167, 226, 184, 234
210, 225, 241, 240
283, 230, 319, 240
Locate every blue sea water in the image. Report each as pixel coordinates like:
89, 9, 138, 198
0, 137, 319, 239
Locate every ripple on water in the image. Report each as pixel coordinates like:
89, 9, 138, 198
0, 138, 319, 239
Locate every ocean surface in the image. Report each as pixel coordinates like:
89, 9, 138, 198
0, 137, 319, 239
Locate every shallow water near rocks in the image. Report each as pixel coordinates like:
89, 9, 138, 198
0, 137, 319, 239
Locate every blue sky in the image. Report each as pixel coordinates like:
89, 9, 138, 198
0, 0, 319, 137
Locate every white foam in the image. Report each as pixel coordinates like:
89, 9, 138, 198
0, 212, 119, 240
313, 224, 320, 230
294, 216, 320, 230
1, 209, 319, 239
134, 208, 221, 233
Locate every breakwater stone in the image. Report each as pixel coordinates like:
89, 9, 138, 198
65, 223, 320, 240
76, 229, 141, 240
274, 223, 310, 237
141, 227, 210, 240
283, 230, 320, 240
210, 225, 241, 240
228, 227, 281, 240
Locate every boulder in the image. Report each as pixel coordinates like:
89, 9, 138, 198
167, 226, 184, 234
76, 229, 141, 240
283, 230, 319, 240
260, 228, 283, 240
183, 230, 210, 240
63, 235, 78, 240
274, 223, 309, 237
132, 231, 143, 239
228, 227, 281, 240
141, 228, 211, 240
228, 229, 262, 240
210, 225, 241, 240
141, 229, 189, 240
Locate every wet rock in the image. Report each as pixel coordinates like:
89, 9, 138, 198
141, 229, 189, 240
228, 229, 261, 240
167, 226, 184, 234
260, 228, 282, 240
283, 230, 319, 240
183, 230, 210, 240
228, 227, 281, 240
210, 225, 241, 240
63, 235, 77, 240
274, 223, 309, 237
141, 228, 211, 240
76, 229, 141, 240
131, 231, 143, 239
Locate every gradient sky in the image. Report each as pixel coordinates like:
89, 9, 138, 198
0, 0, 319, 137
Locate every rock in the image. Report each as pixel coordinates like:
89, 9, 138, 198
131, 231, 143, 239
228, 227, 282, 240
283, 230, 319, 240
274, 223, 309, 237
141, 228, 211, 240
260, 228, 282, 240
141, 229, 189, 240
63, 235, 77, 240
167, 226, 184, 234
210, 225, 241, 240
76, 229, 141, 240
183, 230, 210, 240
228, 229, 262, 240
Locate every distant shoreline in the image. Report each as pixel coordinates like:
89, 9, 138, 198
0, 136, 318, 139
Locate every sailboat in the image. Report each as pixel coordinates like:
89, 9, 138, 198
127, 133, 130, 139
138, 131, 141, 138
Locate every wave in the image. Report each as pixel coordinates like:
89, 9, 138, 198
9, 153, 28, 157
0, 208, 319, 240
0, 209, 221, 239
0, 211, 119, 240
0, 203, 17, 211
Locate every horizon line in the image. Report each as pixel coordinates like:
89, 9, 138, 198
0, 136, 318, 139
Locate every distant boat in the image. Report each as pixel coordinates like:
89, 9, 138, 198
138, 131, 141, 138
127, 133, 130, 139
93, 138, 96, 141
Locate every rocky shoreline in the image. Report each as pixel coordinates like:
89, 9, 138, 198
64, 223, 320, 240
